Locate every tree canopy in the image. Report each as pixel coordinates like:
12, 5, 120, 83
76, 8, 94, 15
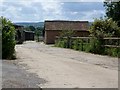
104, 1, 120, 27
89, 18, 120, 38
29, 26, 36, 31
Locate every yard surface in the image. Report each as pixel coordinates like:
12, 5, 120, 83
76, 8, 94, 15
3, 41, 118, 88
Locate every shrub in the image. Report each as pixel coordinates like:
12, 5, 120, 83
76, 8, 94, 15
84, 43, 90, 52
79, 39, 85, 51
1, 17, 16, 59
55, 39, 67, 48
72, 38, 80, 50
86, 37, 104, 54
59, 29, 75, 48
105, 47, 119, 57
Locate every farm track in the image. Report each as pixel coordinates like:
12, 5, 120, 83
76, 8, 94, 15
2, 41, 118, 88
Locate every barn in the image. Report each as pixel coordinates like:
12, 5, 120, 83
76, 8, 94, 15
14, 24, 24, 44
23, 30, 35, 41
44, 20, 89, 44
14, 24, 35, 43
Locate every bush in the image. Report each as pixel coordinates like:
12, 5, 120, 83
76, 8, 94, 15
72, 38, 80, 50
59, 29, 75, 48
104, 47, 119, 57
84, 43, 90, 52
55, 39, 67, 48
71, 39, 85, 51
1, 17, 16, 59
79, 39, 84, 51
55, 37, 119, 57
86, 37, 104, 54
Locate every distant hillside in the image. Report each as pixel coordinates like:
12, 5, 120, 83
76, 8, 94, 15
14, 21, 92, 28
14, 22, 44, 27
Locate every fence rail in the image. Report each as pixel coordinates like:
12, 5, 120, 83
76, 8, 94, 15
56, 36, 120, 48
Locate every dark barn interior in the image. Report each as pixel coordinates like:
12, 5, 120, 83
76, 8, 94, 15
23, 30, 35, 41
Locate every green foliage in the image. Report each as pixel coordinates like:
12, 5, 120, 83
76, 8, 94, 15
104, 1, 120, 27
35, 27, 43, 36
78, 39, 84, 51
55, 37, 119, 57
89, 18, 120, 37
72, 39, 80, 50
59, 29, 75, 48
104, 47, 119, 57
29, 26, 36, 31
88, 17, 120, 55
35, 27, 43, 42
24, 26, 36, 31
84, 43, 90, 52
59, 29, 75, 38
55, 18, 119, 57
86, 37, 104, 54
55, 39, 67, 48
1, 16, 16, 59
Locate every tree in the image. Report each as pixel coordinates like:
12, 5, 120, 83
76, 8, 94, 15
29, 26, 36, 31
0, 16, 16, 59
89, 18, 120, 38
104, 1, 120, 26
89, 18, 120, 54
35, 27, 44, 42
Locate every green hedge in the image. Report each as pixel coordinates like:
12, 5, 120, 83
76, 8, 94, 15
104, 47, 119, 57
55, 37, 119, 57
1, 17, 16, 59
55, 39, 67, 48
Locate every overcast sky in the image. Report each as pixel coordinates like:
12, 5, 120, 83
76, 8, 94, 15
0, 0, 106, 22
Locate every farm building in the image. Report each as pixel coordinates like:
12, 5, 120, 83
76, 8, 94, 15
14, 24, 24, 44
23, 30, 35, 41
14, 24, 35, 43
44, 20, 89, 44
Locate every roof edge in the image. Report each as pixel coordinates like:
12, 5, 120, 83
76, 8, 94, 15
45, 20, 89, 23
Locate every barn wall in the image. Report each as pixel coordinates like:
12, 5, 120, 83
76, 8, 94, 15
75, 31, 90, 37
44, 30, 89, 44
45, 30, 61, 44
